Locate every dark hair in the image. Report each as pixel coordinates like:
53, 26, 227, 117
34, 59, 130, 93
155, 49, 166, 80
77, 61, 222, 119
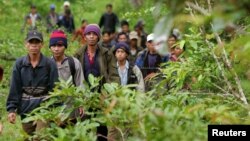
81, 19, 87, 24
121, 20, 129, 27
102, 30, 111, 36
183, 44, 186, 51
30, 4, 36, 9
116, 32, 129, 41
169, 34, 177, 40
106, 3, 112, 8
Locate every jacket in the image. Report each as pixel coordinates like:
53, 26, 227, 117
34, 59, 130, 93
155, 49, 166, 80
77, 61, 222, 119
74, 44, 120, 85
6, 54, 58, 116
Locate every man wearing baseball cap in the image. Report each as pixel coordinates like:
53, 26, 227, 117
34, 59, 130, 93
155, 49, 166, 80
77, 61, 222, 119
135, 33, 163, 91
6, 30, 58, 135
128, 31, 143, 65
46, 4, 59, 33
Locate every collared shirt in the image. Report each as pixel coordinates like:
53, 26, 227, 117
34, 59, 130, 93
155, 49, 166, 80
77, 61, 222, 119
52, 56, 84, 87
6, 53, 58, 115
30, 13, 38, 27
117, 60, 129, 86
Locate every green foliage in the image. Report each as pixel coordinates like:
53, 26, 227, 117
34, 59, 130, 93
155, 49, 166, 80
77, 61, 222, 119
1, 0, 250, 141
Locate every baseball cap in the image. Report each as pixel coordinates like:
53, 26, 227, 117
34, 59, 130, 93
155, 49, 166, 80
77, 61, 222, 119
63, 1, 70, 7
129, 31, 138, 40
147, 33, 154, 42
50, 4, 55, 10
26, 30, 43, 42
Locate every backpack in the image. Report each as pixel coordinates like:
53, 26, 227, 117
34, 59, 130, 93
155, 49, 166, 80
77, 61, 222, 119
67, 56, 76, 86
127, 64, 138, 85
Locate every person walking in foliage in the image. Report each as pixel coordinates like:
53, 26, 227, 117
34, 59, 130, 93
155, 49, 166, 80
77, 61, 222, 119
74, 24, 119, 141
21, 4, 42, 32
114, 42, 144, 92
99, 4, 119, 34
46, 4, 59, 33
49, 30, 85, 124
6, 30, 58, 135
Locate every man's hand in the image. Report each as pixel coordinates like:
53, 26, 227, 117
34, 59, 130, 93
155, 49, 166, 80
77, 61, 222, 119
78, 107, 84, 118
0, 123, 3, 134
144, 73, 157, 81
8, 112, 16, 124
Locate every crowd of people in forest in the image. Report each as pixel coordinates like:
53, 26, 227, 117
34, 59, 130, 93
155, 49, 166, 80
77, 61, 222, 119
1, 1, 186, 140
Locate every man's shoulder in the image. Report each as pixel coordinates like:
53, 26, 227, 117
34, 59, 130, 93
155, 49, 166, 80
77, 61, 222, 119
98, 45, 109, 54
71, 57, 81, 65
15, 56, 27, 65
137, 49, 147, 57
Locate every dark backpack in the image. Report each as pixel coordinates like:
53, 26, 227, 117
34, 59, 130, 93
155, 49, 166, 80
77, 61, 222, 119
127, 64, 138, 85
67, 56, 76, 86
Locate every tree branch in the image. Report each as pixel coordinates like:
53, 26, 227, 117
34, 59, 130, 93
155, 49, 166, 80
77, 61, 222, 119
186, 1, 248, 104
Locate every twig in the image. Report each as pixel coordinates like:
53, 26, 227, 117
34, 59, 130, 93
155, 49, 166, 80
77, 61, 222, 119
188, 2, 234, 95
115, 126, 125, 141
210, 24, 248, 105
185, 1, 209, 16
177, 92, 233, 97
205, 40, 234, 95
209, 82, 231, 95
207, 0, 212, 13
187, 1, 248, 105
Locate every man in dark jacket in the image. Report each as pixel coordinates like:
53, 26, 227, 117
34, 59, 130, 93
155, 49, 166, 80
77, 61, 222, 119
58, 9, 75, 33
99, 4, 119, 34
6, 30, 58, 135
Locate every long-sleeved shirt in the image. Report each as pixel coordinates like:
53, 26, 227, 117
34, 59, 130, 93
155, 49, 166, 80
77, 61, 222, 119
6, 54, 58, 116
52, 56, 84, 87
99, 12, 119, 33
117, 60, 145, 92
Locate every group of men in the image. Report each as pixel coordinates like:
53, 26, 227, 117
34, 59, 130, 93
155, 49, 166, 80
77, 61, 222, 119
4, 2, 186, 141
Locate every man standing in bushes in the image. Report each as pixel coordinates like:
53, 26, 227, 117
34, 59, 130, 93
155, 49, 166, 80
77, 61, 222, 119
128, 31, 143, 65
21, 4, 42, 32
6, 30, 58, 135
113, 42, 145, 92
99, 4, 119, 34
74, 24, 119, 141
135, 33, 163, 91
49, 30, 85, 123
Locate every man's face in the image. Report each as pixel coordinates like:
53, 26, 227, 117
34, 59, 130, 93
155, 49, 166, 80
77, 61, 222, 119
167, 36, 177, 52
122, 25, 129, 33
106, 6, 112, 13
31, 8, 37, 14
118, 34, 127, 43
85, 32, 99, 46
130, 39, 137, 47
146, 40, 156, 53
26, 39, 43, 55
115, 48, 128, 62
50, 44, 66, 58
102, 33, 110, 43
172, 46, 184, 57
